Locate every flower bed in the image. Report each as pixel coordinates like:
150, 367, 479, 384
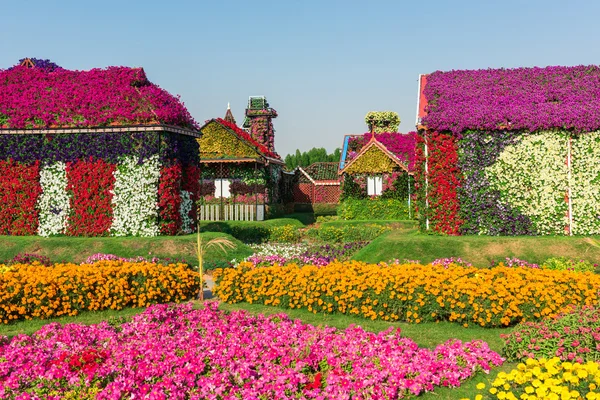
0, 261, 199, 323
243, 242, 369, 267
475, 357, 600, 400
214, 261, 600, 327
0, 302, 503, 399
502, 305, 600, 363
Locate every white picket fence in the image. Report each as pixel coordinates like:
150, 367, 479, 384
199, 204, 265, 221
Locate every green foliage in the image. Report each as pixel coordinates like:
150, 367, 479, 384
306, 223, 391, 243
284, 147, 341, 170
364, 111, 400, 133
502, 305, 600, 362
340, 176, 367, 200
338, 198, 410, 220
199, 121, 260, 159
199, 218, 305, 244
542, 256, 597, 272
316, 215, 338, 223
269, 225, 301, 243
203, 259, 234, 271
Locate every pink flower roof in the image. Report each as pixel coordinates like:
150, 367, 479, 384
420, 65, 600, 134
343, 132, 416, 171
0, 63, 198, 130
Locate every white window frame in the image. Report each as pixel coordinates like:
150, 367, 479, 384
214, 179, 231, 198
367, 176, 383, 196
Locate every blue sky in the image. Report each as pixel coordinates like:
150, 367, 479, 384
2, 0, 600, 156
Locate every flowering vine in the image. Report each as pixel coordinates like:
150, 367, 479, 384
157, 163, 182, 235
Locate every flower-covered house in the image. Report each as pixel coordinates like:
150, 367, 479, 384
293, 162, 341, 205
0, 58, 201, 237
197, 97, 285, 221
415, 65, 600, 235
337, 112, 416, 219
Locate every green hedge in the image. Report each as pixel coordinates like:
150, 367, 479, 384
338, 198, 411, 220
199, 218, 305, 243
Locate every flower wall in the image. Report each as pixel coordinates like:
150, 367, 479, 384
417, 64, 600, 235
0, 131, 200, 236
415, 129, 600, 235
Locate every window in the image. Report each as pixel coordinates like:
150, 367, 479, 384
214, 179, 231, 198
367, 176, 382, 196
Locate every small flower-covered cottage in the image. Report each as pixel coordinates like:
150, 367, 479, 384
338, 112, 416, 220
197, 97, 285, 221
293, 162, 341, 206
416, 65, 600, 235
0, 58, 201, 237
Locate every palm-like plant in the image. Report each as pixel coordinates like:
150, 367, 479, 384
196, 225, 236, 300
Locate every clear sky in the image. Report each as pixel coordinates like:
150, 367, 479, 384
2, 0, 600, 156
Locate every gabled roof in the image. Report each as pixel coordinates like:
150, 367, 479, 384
198, 118, 282, 162
297, 162, 340, 184
417, 64, 600, 133
339, 135, 412, 175
0, 61, 198, 130
339, 131, 416, 172
224, 103, 236, 125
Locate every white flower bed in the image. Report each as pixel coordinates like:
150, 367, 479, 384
37, 162, 70, 236
110, 155, 160, 237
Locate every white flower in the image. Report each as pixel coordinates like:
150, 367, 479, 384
110, 155, 160, 237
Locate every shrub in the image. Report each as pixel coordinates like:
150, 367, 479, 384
269, 224, 301, 243
203, 259, 234, 271
315, 215, 338, 223
542, 256, 597, 273
338, 198, 410, 220
214, 261, 600, 327
0, 260, 199, 323
306, 224, 390, 243
475, 357, 600, 400
502, 305, 600, 363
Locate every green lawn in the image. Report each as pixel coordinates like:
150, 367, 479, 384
354, 229, 600, 267
0, 232, 252, 265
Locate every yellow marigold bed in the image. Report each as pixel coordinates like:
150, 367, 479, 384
0, 261, 199, 323
214, 261, 600, 327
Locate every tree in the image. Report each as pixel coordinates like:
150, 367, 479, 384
284, 147, 341, 170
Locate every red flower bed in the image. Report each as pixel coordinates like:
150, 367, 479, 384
66, 158, 116, 236
0, 160, 41, 235
158, 163, 182, 235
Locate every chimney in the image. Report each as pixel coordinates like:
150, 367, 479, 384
243, 96, 278, 153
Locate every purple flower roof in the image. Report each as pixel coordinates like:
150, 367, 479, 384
421, 65, 600, 133
0, 61, 198, 130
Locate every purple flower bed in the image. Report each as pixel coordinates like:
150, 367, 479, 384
0, 302, 503, 399
423, 65, 600, 134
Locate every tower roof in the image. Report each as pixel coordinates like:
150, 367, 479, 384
224, 103, 237, 125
